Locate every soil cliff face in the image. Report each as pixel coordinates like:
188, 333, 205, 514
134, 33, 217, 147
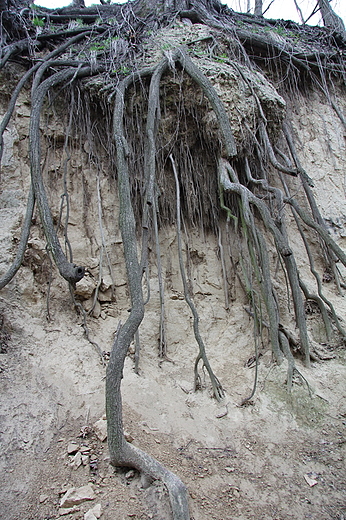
0, 63, 345, 520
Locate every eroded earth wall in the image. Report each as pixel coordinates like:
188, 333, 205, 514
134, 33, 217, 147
0, 64, 345, 520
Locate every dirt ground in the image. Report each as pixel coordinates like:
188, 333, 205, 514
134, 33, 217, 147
0, 293, 345, 520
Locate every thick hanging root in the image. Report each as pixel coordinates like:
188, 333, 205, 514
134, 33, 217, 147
252, 227, 283, 364
171, 154, 224, 401
0, 184, 35, 289
279, 172, 346, 341
108, 74, 191, 520
285, 197, 346, 268
279, 331, 312, 394
219, 157, 311, 366
126, 47, 237, 388
283, 122, 344, 293
29, 66, 96, 285
0, 32, 92, 165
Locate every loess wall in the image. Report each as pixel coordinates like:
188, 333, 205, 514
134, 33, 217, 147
0, 62, 346, 519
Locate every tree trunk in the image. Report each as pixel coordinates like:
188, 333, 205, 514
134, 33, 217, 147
318, 0, 345, 34
254, 0, 262, 17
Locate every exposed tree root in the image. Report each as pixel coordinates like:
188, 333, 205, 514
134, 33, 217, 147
0, 184, 35, 290
108, 74, 190, 519
171, 153, 224, 401
1, 1, 346, 516
279, 172, 346, 341
0, 32, 92, 165
219, 157, 311, 367
241, 302, 261, 405
278, 330, 311, 395
153, 198, 168, 359
29, 66, 95, 285
282, 122, 344, 292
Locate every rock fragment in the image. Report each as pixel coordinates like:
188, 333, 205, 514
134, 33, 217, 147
74, 275, 96, 299
98, 288, 114, 302
124, 430, 134, 443
58, 506, 79, 516
100, 275, 113, 291
125, 469, 136, 480
304, 473, 318, 487
59, 484, 95, 508
82, 454, 89, 466
84, 503, 102, 520
67, 441, 79, 455
93, 417, 107, 442
71, 451, 82, 469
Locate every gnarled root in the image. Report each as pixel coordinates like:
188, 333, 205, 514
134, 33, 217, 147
218, 157, 311, 366
109, 440, 190, 520
109, 70, 191, 519
29, 66, 95, 285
